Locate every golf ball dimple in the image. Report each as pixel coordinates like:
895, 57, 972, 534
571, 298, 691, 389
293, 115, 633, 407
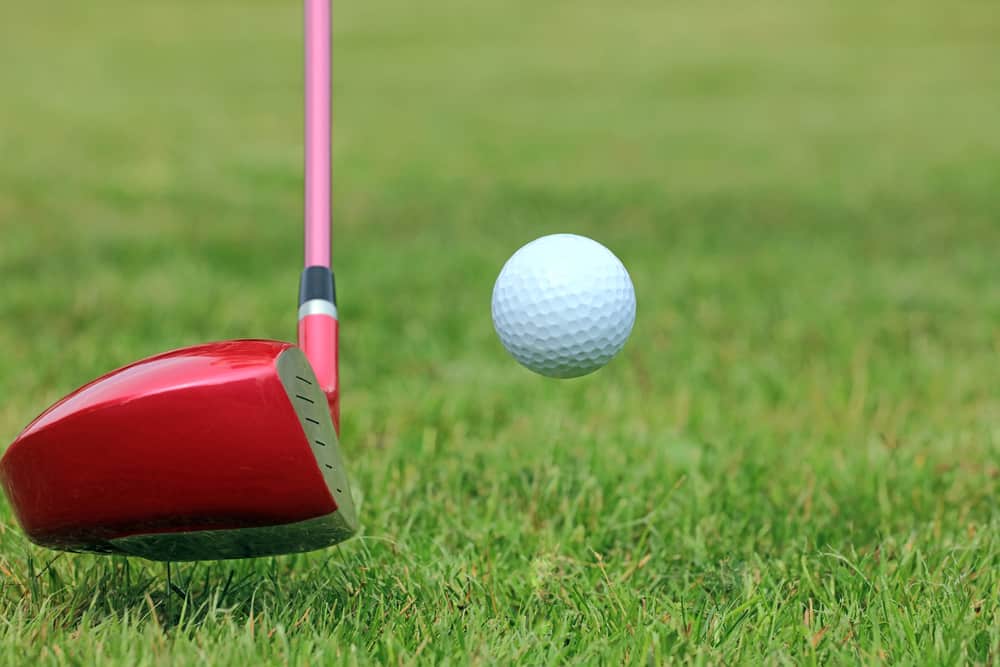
491, 234, 636, 378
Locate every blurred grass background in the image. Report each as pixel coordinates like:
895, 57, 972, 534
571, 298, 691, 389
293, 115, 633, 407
1, 0, 998, 663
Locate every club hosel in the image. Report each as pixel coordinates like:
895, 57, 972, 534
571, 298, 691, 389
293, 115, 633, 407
298, 266, 339, 432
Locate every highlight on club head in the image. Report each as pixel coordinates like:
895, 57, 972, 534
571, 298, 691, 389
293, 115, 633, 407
0, 340, 357, 561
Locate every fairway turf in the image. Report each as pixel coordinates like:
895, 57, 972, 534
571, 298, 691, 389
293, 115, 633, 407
1, 0, 999, 664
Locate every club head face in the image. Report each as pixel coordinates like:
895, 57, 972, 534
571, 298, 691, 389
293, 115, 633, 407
0, 340, 357, 561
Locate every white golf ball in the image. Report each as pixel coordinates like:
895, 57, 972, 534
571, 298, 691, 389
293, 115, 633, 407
491, 234, 636, 378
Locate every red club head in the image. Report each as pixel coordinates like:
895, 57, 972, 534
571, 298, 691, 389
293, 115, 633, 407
0, 340, 357, 561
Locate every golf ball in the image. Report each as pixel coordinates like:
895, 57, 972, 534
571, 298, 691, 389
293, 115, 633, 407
491, 234, 636, 378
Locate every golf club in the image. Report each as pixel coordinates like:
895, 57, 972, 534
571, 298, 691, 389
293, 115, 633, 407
0, 0, 356, 561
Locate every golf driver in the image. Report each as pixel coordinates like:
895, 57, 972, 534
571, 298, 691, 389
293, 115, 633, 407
0, 0, 356, 561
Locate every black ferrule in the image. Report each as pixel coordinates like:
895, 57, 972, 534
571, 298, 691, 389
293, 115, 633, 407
299, 266, 336, 306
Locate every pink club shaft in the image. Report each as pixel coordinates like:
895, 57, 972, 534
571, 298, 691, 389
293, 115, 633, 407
304, 0, 331, 268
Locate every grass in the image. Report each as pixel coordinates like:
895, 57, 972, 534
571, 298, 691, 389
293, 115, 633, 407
1, 0, 999, 663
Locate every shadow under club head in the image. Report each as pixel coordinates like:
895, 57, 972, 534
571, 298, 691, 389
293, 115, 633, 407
0, 339, 357, 561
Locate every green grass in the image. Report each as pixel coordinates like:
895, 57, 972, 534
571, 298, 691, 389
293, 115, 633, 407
1, 0, 999, 663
